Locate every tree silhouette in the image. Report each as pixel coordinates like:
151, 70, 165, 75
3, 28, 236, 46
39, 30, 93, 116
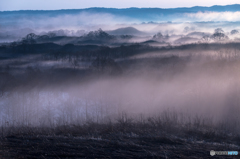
21, 33, 38, 44
90, 57, 122, 75
211, 28, 228, 41
153, 32, 163, 39
231, 30, 239, 35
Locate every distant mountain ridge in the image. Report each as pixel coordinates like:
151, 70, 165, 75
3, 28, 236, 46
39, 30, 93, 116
1, 4, 240, 21
1, 4, 240, 31
1, 4, 240, 13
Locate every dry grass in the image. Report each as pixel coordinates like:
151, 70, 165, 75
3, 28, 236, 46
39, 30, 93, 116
0, 111, 240, 158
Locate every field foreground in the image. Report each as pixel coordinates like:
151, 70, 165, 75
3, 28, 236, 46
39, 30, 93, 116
0, 123, 239, 159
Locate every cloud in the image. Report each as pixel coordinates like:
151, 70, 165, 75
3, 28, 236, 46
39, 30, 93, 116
1, 12, 137, 31
184, 11, 240, 22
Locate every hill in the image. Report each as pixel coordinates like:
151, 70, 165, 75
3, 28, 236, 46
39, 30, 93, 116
107, 27, 144, 35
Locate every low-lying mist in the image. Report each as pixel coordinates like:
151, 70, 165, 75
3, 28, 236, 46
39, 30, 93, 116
2, 9, 240, 44
1, 50, 240, 134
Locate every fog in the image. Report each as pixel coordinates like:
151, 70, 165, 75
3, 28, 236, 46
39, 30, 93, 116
184, 11, 240, 22
1, 45, 240, 134
1, 6, 240, 136
2, 9, 240, 43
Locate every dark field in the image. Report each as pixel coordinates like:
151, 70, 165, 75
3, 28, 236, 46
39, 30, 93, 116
1, 120, 240, 159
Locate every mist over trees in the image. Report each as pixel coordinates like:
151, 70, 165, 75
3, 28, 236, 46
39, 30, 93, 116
1, 5, 240, 158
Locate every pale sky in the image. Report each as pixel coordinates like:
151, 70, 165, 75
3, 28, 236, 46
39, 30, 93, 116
0, 0, 239, 11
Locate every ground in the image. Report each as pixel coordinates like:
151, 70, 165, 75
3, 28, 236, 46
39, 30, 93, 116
0, 124, 239, 158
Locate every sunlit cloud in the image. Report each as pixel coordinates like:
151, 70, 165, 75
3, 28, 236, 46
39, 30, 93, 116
184, 11, 240, 22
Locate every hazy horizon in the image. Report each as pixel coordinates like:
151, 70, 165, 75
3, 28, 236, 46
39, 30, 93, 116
0, 0, 240, 11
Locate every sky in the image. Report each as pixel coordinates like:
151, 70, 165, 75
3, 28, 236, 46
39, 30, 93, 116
0, 0, 239, 11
